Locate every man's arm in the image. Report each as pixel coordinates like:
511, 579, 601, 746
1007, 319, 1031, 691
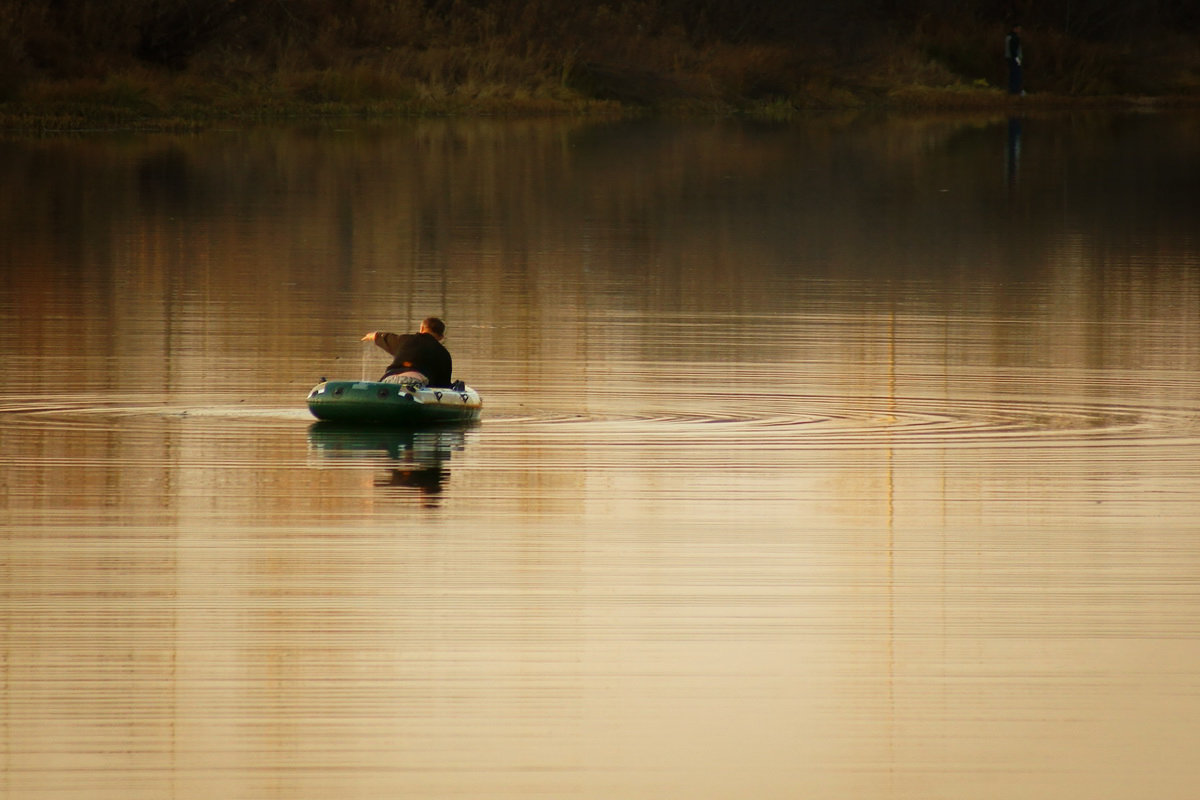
362, 331, 403, 355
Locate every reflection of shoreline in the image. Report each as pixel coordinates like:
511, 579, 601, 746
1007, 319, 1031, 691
306, 422, 474, 500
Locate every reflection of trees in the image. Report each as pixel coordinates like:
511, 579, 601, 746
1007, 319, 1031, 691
3, 116, 1198, 397
6, 116, 1198, 298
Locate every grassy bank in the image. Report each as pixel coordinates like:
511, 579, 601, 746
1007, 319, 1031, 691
2, 1, 1198, 130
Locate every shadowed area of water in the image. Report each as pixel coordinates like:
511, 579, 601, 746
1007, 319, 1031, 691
3, 112, 1200, 800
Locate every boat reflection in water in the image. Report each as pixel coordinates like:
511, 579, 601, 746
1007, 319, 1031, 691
306, 421, 475, 502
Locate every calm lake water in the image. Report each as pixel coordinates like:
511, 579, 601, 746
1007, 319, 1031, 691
2, 111, 1199, 799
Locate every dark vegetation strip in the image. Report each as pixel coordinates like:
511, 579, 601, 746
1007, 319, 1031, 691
2, 0, 1198, 128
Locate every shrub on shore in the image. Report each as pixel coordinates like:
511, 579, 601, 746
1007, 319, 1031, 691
1, 0, 1198, 127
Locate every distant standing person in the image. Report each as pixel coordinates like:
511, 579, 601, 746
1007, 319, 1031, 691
362, 316, 453, 387
1005, 25, 1024, 95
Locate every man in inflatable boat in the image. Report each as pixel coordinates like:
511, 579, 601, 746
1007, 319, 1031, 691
362, 317, 453, 388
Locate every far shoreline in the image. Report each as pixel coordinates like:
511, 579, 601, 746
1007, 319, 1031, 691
5, 3, 1198, 135
4, 87, 1199, 135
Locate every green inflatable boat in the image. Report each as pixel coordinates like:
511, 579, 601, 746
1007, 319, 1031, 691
307, 379, 482, 425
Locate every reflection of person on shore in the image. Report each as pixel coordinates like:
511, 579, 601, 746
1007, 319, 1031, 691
1005, 25, 1025, 95
1006, 116, 1022, 189
362, 316, 452, 387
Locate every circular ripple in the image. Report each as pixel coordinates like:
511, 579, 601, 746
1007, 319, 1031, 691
489, 394, 1200, 450
3, 393, 1198, 449
0, 398, 309, 429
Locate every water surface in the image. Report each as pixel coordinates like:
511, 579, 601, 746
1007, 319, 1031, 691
3, 112, 1200, 799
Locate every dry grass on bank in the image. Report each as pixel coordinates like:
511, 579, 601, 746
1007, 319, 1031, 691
1, 1, 1199, 130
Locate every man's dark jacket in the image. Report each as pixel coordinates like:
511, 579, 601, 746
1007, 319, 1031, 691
376, 331, 452, 387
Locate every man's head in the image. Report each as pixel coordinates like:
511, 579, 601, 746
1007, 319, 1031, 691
420, 317, 446, 340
